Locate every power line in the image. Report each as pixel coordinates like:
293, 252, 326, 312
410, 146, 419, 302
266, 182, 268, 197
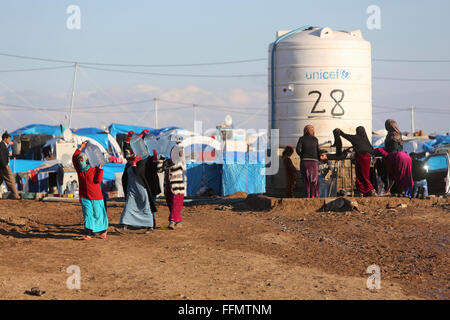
373, 109, 407, 115
0, 65, 73, 73
0, 52, 266, 67
373, 108, 450, 115
0, 98, 267, 112
81, 65, 450, 81
373, 104, 407, 111
195, 105, 266, 116
82, 58, 268, 67
0, 97, 266, 111
373, 104, 449, 112
0, 105, 191, 114
1, 53, 449, 81
373, 58, 450, 63
2, 51, 450, 66
157, 98, 265, 110
373, 76, 450, 82
79, 65, 266, 78
0, 104, 267, 117
414, 110, 450, 115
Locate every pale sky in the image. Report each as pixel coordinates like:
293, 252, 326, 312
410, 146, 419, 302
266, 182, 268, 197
0, 0, 449, 134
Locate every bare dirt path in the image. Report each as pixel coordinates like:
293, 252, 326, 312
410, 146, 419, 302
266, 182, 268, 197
0, 197, 448, 300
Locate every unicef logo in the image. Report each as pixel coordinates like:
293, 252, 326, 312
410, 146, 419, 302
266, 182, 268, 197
341, 69, 350, 80
305, 69, 351, 80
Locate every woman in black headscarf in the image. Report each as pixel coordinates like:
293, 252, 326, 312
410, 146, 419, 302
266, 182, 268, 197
334, 126, 376, 196
296, 125, 326, 198
384, 119, 403, 152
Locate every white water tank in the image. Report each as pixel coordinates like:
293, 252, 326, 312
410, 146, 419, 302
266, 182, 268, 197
269, 27, 372, 147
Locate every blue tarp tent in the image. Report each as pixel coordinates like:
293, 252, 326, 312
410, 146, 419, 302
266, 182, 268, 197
72, 127, 110, 150
10, 124, 63, 137
423, 135, 450, 152
8, 159, 62, 193
185, 155, 266, 197
186, 162, 222, 196
221, 163, 265, 196
102, 163, 126, 181
9, 159, 46, 172
108, 123, 153, 138
9, 159, 123, 183
108, 123, 182, 138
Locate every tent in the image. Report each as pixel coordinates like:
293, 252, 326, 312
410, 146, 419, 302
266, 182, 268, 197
221, 162, 266, 196
9, 159, 63, 193
185, 154, 266, 197
70, 128, 122, 157
11, 124, 121, 156
108, 123, 154, 138
108, 123, 182, 138
71, 127, 112, 150
186, 162, 222, 196
102, 163, 126, 181
10, 124, 64, 137
423, 135, 450, 152
372, 135, 432, 154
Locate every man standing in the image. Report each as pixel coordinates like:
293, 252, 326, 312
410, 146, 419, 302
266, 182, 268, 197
0, 131, 20, 199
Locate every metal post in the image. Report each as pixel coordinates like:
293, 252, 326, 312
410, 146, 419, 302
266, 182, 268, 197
68, 62, 79, 129
193, 104, 197, 129
154, 98, 158, 129
410, 105, 415, 134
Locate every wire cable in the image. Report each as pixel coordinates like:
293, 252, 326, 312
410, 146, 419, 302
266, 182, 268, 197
373, 76, 450, 82
373, 58, 450, 63
0, 52, 266, 67
2, 52, 450, 66
79, 65, 266, 78
0, 65, 73, 73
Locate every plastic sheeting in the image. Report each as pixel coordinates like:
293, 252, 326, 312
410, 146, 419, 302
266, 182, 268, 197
102, 163, 126, 182
108, 123, 153, 138
108, 123, 182, 138
9, 159, 45, 173
372, 136, 432, 154
186, 162, 221, 196
10, 159, 124, 183
8, 159, 62, 193
221, 163, 265, 196
185, 162, 265, 197
10, 124, 63, 137
10, 124, 120, 155
423, 135, 450, 152
71, 127, 110, 150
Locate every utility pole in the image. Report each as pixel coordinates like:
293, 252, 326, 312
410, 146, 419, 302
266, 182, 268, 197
154, 97, 158, 129
68, 62, 79, 129
410, 105, 415, 134
193, 104, 197, 130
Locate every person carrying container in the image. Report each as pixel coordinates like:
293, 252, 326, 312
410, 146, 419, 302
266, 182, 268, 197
72, 141, 108, 240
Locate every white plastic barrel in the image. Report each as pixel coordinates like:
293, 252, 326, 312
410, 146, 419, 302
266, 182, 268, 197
269, 27, 372, 147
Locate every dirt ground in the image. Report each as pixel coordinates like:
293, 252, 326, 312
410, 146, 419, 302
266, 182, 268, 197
0, 195, 448, 300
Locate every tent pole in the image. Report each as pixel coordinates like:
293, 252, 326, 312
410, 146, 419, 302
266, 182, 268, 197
68, 63, 79, 129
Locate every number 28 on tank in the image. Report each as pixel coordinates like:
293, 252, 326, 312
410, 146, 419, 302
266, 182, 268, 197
308, 89, 345, 117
